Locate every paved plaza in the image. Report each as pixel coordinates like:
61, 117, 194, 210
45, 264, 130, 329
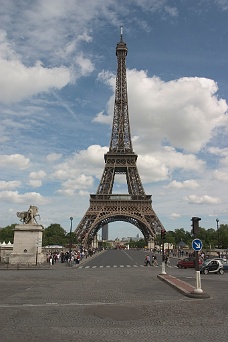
0, 253, 228, 342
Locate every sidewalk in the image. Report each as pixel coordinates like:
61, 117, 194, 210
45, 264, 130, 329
157, 273, 210, 298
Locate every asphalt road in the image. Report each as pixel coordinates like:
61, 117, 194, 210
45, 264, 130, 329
0, 250, 228, 342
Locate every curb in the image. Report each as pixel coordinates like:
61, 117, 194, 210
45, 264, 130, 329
157, 273, 210, 299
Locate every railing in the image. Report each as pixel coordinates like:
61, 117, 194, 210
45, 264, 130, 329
90, 194, 151, 201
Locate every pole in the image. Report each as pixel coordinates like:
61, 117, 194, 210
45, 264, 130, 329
192, 217, 203, 294
161, 242, 166, 274
193, 250, 203, 294
36, 246, 38, 265
216, 218, 219, 249
69, 217, 73, 256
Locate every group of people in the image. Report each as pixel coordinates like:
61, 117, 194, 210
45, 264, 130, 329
46, 247, 98, 266
144, 254, 158, 266
144, 253, 171, 267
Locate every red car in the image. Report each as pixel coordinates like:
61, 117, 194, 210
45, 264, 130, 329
177, 257, 203, 269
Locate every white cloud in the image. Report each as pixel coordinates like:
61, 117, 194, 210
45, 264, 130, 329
97, 70, 228, 153
29, 170, 47, 179
29, 180, 42, 188
136, 146, 205, 183
164, 6, 178, 17
59, 174, 94, 194
208, 147, 228, 166
47, 145, 107, 196
75, 53, 94, 76
0, 154, 30, 169
0, 181, 21, 190
165, 179, 200, 189
93, 111, 112, 125
0, 59, 71, 104
170, 212, 181, 219
56, 188, 76, 196
137, 155, 169, 182
0, 30, 71, 103
78, 190, 90, 196
58, 30, 93, 58
0, 190, 49, 204
213, 170, 228, 182
78, 145, 108, 167
208, 147, 228, 157
184, 194, 221, 204
215, 0, 228, 11
46, 153, 63, 162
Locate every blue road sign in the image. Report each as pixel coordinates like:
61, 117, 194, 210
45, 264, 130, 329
192, 238, 203, 251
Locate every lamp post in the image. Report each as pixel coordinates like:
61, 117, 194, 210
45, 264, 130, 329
69, 217, 73, 256
160, 228, 166, 275
216, 218, 219, 249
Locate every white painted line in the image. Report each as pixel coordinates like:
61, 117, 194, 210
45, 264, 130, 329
1, 302, 116, 308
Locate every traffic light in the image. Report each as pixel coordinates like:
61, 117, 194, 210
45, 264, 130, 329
161, 229, 166, 240
191, 217, 201, 237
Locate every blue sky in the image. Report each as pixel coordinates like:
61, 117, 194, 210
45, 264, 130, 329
0, 0, 228, 240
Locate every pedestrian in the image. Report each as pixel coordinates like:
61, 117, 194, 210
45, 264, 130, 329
165, 255, 171, 266
153, 255, 158, 267
144, 255, 151, 266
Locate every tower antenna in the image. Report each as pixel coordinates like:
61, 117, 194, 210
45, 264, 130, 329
120, 25, 123, 40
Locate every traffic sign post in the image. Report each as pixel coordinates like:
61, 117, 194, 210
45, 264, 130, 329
192, 238, 203, 294
192, 238, 203, 252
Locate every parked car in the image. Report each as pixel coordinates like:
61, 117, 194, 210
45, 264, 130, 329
222, 260, 228, 271
204, 257, 228, 271
177, 257, 203, 269
200, 259, 224, 274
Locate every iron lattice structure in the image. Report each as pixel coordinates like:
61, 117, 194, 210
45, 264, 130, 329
75, 30, 164, 247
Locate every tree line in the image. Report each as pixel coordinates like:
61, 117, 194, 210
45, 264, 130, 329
0, 223, 228, 250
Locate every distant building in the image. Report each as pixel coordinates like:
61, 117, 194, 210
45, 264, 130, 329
102, 224, 108, 240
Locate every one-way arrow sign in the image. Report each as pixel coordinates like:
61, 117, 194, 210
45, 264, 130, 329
192, 238, 203, 251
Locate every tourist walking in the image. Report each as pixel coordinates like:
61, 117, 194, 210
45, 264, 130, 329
144, 255, 151, 266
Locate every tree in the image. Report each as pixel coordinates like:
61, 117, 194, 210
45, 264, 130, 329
218, 224, 228, 249
0, 224, 16, 243
174, 228, 191, 246
42, 224, 68, 246
128, 239, 145, 249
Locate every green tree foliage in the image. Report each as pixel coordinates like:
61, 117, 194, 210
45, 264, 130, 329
65, 231, 78, 246
128, 239, 145, 249
0, 224, 16, 243
174, 228, 191, 245
219, 224, 228, 249
42, 224, 68, 246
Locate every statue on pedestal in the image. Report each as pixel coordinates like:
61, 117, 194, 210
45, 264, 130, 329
16, 205, 40, 225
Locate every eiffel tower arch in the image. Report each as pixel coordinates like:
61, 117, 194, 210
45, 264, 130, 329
75, 28, 165, 247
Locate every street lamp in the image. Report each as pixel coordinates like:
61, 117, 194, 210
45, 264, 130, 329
69, 217, 73, 256
216, 218, 219, 249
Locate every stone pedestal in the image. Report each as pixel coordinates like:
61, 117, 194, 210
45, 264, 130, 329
10, 224, 45, 265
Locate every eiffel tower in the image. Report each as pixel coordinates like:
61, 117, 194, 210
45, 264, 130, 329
75, 28, 164, 247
